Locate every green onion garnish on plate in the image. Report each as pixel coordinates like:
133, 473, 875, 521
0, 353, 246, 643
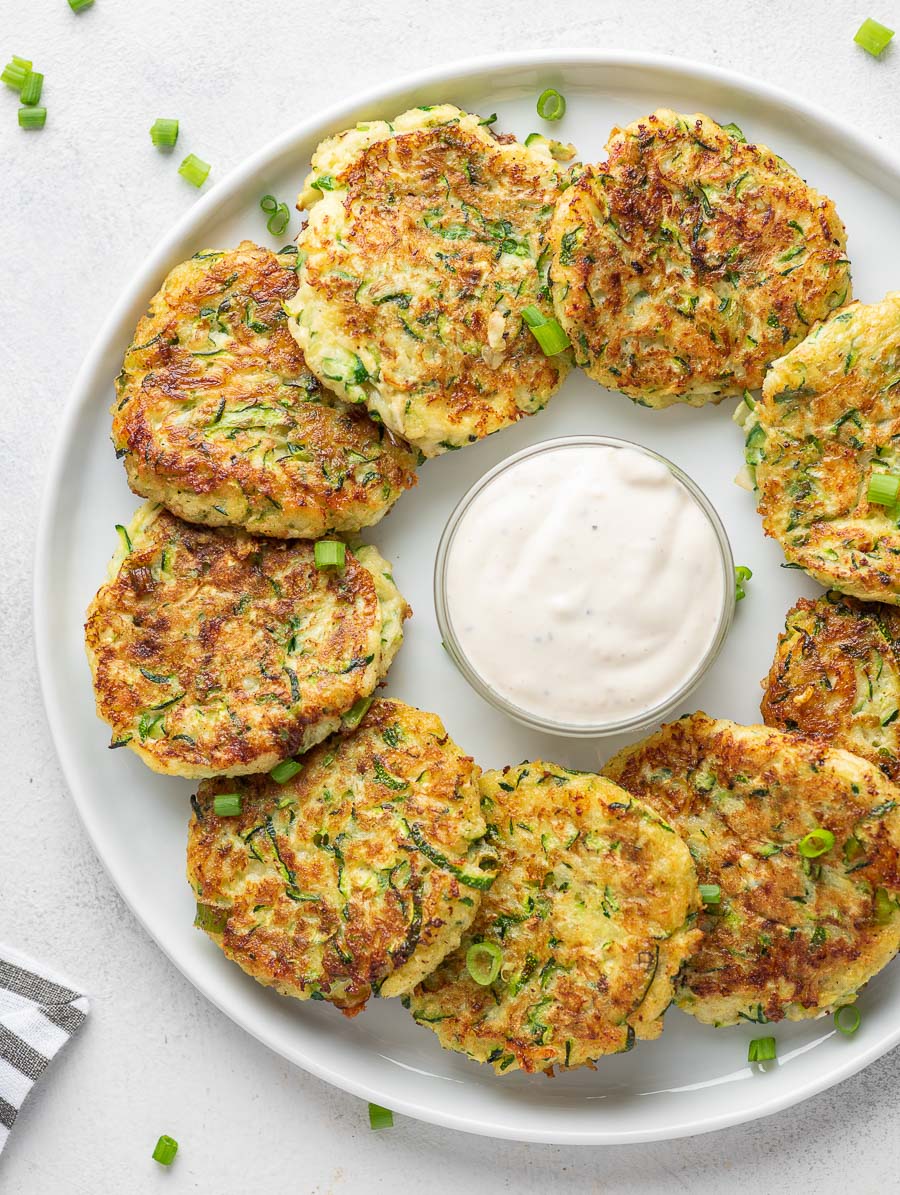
834, 1005, 861, 1035
151, 1135, 178, 1166
69, 0, 95, 9
368, 1103, 394, 1130
536, 87, 566, 120
798, 828, 834, 858
734, 564, 752, 600
314, 540, 346, 570
867, 472, 900, 507
269, 759, 302, 784
854, 17, 894, 56
260, 194, 291, 236
747, 1036, 776, 1063
521, 305, 570, 356
178, 153, 211, 188
18, 106, 46, 130
465, 941, 503, 985
150, 118, 179, 149
213, 793, 242, 816
20, 70, 43, 106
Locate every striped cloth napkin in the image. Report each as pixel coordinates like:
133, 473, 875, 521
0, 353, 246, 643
0, 944, 89, 1155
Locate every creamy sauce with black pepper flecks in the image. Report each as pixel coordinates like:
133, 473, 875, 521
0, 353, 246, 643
444, 443, 726, 727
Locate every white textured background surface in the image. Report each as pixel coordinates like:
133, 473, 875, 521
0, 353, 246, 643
2, 1, 899, 1191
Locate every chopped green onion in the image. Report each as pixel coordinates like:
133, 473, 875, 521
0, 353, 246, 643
798, 828, 835, 858
368, 1103, 394, 1130
747, 1036, 777, 1063
151, 1135, 178, 1166
854, 17, 894, 56
115, 523, 132, 554
178, 153, 211, 188
343, 695, 374, 730
834, 1005, 861, 1035
259, 194, 291, 236
20, 70, 43, 106
18, 106, 46, 130
521, 305, 570, 355
465, 941, 503, 985
722, 121, 746, 142
874, 886, 895, 923
194, 902, 228, 933
69, 0, 95, 10
269, 759, 302, 784
867, 472, 900, 507
150, 118, 179, 149
314, 540, 346, 569
2, 57, 31, 91
213, 793, 242, 816
735, 564, 752, 601
699, 884, 721, 906
536, 87, 566, 121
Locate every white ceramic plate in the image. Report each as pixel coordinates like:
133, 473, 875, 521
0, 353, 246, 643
35, 51, 900, 1144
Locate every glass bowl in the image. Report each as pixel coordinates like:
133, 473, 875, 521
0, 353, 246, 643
433, 435, 735, 738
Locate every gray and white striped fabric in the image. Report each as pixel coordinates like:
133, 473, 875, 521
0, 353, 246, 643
0, 944, 89, 1155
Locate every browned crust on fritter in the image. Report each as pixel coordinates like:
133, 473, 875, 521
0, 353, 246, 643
112, 241, 417, 536
186, 699, 487, 1012
761, 593, 900, 782
604, 713, 900, 1024
85, 507, 408, 776
290, 112, 569, 454
550, 109, 850, 405
407, 762, 700, 1073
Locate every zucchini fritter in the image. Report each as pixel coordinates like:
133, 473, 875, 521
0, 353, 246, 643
405, 762, 701, 1074
761, 592, 900, 782
286, 106, 570, 457
85, 503, 408, 777
604, 713, 900, 1026
549, 109, 850, 407
113, 241, 418, 537
187, 699, 493, 1012
740, 293, 900, 601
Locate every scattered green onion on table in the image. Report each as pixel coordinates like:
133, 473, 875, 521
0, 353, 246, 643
368, 1103, 394, 1130
734, 565, 752, 600
151, 1134, 178, 1166
150, 117, 179, 149
179, 152, 211, 188
854, 17, 895, 56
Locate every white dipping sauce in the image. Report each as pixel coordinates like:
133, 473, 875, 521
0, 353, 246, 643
443, 443, 726, 727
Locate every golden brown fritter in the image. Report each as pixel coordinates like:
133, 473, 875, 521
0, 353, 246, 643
550, 109, 850, 407
604, 713, 900, 1026
113, 241, 418, 537
761, 592, 900, 782
187, 699, 493, 1013
85, 503, 408, 778
405, 762, 701, 1074
286, 106, 570, 457
739, 293, 900, 601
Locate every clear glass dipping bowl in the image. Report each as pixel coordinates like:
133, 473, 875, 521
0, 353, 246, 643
433, 435, 735, 738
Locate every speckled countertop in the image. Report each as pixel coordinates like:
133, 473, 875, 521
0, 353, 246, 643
2, 1, 898, 1191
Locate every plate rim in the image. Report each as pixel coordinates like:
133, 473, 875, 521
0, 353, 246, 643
33, 48, 900, 1145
